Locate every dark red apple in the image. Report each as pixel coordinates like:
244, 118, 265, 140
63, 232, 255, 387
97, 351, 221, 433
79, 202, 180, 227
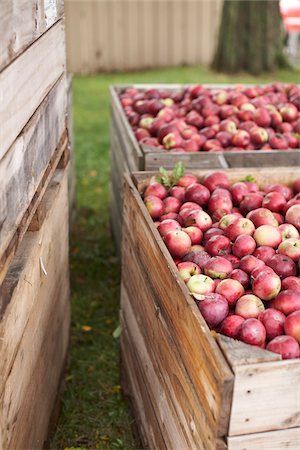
219, 315, 245, 338
196, 293, 229, 328
258, 308, 286, 341
238, 318, 266, 347
230, 269, 250, 289
266, 254, 297, 279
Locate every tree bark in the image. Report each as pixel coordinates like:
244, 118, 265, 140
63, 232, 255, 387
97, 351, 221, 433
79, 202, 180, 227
212, 0, 289, 75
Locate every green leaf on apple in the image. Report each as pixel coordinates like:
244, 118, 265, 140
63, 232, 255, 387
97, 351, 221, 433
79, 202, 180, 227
158, 162, 185, 189
243, 174, 256, 182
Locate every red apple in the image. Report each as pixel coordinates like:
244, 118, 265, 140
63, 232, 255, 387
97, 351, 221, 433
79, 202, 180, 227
204, 256, 233, 279
238, 318, 266, 347
183, 226, 203, 245
286, 204, 300, 230
164, 230, 191, 258
280, 103, 298, 122
157, 219, 181, 238
185, 183, 210, 206
266, 254, 297, 279
144, 182, 167, 200
205, 235, 231, 257
216, 279, 244, 307
202, 171, 230, 192
203, 227, 225, 243
230, 269, 250, 289
219, 213, 242, 230
177, 174, 198, 187
169, 186, 186, 203
144, 195, 165, 219
231, 130, 250, 147
265, 183, 293, 201
262, 191, 286, 213
284, 310, 300, 343
196, 293, 229, 328
239, 193, 263, 216
219, 315, 245, 338
252, 270, 281, 300
247, 208, 278, 228
225, 218, 255, 241
258, 308, 286, 341
273, 290, 300, 315
232, 234, 256, 258
250, 126, 269, 145
253, 246, 275, 263
253, 108, 271, 127
163, 196, 182, 214
239, 255, 265, 275
185, 209, 213, 231
266, 335, 300, 359
183, 250, 211, 270
282, 276, 300, 292
177, 262, 201, 283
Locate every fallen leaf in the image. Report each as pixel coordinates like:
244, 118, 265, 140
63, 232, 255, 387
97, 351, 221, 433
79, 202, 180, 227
81, 325, 92, 332
112, 384, 121, 393
105, 319, 113, 324
112, 324, 121, 339
89, 170, 97, 177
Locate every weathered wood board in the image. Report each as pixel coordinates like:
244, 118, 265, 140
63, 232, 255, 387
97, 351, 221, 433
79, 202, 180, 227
67, 74, 76, 226
0, 0, 64, 72
0, 128, 69, 286
0, 167, 70, 450
121, 169, 300, 450
0, 19, 66, 159
0, 74, 67, 280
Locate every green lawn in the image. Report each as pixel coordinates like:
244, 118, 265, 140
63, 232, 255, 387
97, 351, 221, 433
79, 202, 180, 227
50, 64, 300, 450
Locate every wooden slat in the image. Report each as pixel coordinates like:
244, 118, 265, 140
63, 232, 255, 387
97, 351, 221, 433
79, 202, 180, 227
217, 334, 281, 368
121, 287, 199, 449
0, 20, 66, 159
67, 74, 76, 226
122, 175, 234, 439
0, 130, 69, 286
121, 309, 167, 450
227, 427, 300, 450
0, 0, 64, 72
0, 168, 70, 449
0, 75, 67, 280
122, 261, 218, 449
228, 360, 300, 436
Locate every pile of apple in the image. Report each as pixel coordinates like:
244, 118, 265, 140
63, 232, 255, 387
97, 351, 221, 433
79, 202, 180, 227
143, 170, 300, 359
120, 83, 300, 152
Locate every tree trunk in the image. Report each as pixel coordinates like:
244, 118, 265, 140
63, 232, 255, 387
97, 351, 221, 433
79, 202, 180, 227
212, 0, 289, 74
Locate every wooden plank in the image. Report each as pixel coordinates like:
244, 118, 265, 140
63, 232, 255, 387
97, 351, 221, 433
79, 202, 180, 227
0, 168, 70, 449
121, 288, 200, 449
227, 427, 300, 450
121, 251, 224, 449
123, 175, 234, 438
0, 0, 64, 72
228, 359, 300, 436
0, 20, 66, 159
121, 310, 167, 450
0, 75, 67, 276
0, 130, 69, 286
217, 334, 281, 368
67, 74, 76, 226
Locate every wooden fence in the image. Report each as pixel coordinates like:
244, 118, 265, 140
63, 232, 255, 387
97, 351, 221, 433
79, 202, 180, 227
65, 0, 223, 73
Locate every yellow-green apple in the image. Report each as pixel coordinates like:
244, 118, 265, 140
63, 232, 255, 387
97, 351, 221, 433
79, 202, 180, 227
177, 262, 201, 283
285, 204, 300, 230
278, 238, 300, 261
235, 294, 265, 319
279, 223, 300, 240
186, 274, 215, 295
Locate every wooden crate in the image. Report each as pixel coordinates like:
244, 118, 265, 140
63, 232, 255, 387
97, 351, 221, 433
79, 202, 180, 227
110, 84, 300, 252
0, 166, 70, 449
121, 168, 300, 450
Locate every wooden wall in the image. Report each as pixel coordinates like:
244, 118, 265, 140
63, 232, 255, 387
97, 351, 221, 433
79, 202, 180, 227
65, 0, 223, 73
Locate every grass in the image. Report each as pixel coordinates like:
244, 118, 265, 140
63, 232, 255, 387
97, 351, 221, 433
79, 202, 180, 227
50, 64, 300, 450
